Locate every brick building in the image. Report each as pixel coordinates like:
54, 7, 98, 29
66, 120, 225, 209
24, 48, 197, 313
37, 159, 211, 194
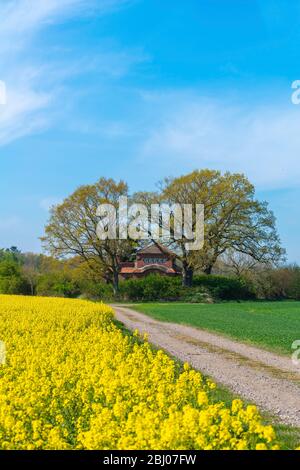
119, 243, 181, 279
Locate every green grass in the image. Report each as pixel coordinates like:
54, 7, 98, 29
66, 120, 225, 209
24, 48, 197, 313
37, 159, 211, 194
131, 301, 300, 356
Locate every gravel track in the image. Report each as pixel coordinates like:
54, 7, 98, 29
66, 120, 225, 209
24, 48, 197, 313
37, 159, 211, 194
112, 305, 300, 427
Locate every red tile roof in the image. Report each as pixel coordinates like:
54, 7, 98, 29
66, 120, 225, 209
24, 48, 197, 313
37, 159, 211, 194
120, 265, 179, 274
120, 267, 137, 273
137, 242, 176, 257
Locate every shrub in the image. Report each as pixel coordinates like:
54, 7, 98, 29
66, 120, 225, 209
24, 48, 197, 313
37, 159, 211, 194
119, 274, 254, 302
182, 286, 214, 303
36, 273, 80, 298
193, 275, 254, 300
243, 267, 300, 300
77, 279, 114, 301
120, 275, 182, 301
288, 268, 300, 300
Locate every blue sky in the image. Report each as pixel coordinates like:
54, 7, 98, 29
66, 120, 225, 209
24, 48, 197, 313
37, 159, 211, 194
0, 0, 300, 262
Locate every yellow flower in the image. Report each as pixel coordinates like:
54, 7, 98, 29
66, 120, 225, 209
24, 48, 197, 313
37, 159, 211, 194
206, 379, 216, 390
0, 295, 281, 450
256, 443, 268, 450
231, 399, 243, 414
197, 391, 209, 407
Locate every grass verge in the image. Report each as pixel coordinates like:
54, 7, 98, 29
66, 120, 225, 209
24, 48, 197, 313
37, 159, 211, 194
130, 301, 300, 356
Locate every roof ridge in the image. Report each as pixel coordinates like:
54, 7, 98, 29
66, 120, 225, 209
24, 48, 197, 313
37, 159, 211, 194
137, 242, 176, 256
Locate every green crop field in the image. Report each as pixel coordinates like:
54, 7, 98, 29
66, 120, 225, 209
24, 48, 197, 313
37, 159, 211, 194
132, 301, 300, 356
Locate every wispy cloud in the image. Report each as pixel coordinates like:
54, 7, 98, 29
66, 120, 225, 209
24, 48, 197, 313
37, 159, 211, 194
0, 0, 132, 35
0, 86, 51, 145
139, 92, 300, 189
0, 0, 138, 146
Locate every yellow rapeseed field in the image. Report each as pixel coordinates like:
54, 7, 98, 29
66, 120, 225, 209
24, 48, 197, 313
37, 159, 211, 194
0, 295, 279, 450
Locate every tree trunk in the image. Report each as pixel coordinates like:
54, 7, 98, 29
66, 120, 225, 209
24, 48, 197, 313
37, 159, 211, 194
203, 265, 213, 275
30, 280, 34, 296
112, 269, 119, 295
182, 264, 194, 287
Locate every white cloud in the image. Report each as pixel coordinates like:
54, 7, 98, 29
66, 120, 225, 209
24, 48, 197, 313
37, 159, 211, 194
140, 92, 300, 189
0, 0, 131, 35
0, 86, 51, 144
0, 0, 137, 146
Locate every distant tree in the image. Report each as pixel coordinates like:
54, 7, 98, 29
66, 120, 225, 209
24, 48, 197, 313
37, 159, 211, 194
0, 256, 29, 295
21, 253, 43, 296
289, 266, 300, 300
0, 246, 22, 264
221, 250, 261, 277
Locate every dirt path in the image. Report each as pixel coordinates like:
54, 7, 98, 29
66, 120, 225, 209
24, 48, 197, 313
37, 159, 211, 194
112, 305, 300, 427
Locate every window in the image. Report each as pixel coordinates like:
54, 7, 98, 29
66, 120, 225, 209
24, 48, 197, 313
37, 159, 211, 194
143, 257, 166, 265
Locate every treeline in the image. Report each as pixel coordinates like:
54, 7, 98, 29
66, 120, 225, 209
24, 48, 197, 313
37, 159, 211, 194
0, 247, 106, 299
1, 247, 300, 302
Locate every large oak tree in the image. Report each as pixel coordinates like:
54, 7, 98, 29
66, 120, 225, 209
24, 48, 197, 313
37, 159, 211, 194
160, 170, 285, 286
41, 177, 133, 294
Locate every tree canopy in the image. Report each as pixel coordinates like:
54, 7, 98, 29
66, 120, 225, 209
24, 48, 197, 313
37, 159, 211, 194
41, 177, 134, 293
160, 170, 285, 285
